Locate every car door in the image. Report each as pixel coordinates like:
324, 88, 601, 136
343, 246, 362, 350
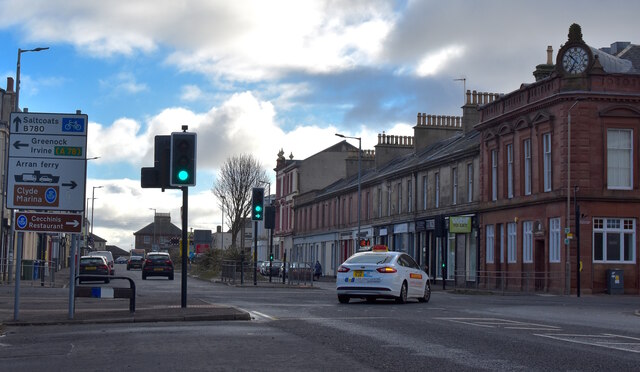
400, 254, 426, 297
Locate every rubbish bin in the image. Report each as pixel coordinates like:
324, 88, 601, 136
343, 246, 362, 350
21, 260, 34, 280
606, 269, 624, 294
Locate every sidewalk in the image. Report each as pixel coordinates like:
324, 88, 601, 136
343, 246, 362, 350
0, 266, 250, 326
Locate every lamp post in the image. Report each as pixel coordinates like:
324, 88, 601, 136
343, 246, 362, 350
15, 47, 50, 112
90, 186, 103, 240
6, 46, 48, 287
82, 157, 100, 253
149, 208, 157, 251
335, 133, 362, 245
566, 99, 581, 295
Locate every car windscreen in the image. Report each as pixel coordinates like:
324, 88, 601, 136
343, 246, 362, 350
81, 258, 105, 265
345, 253, 393, 265
147, 254, 169, 261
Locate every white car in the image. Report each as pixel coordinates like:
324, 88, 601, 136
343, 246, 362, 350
336, 246, 431, 304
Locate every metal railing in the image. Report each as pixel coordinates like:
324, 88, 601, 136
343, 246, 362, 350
453, 270, 565, 295
220, 260, 315, 286
4, 260, 58, 287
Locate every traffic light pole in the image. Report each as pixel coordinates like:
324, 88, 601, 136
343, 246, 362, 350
181, 186, 188, 308
253, 220, 258, 285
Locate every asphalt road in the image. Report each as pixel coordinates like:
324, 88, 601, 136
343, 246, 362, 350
1, 263, 639, 371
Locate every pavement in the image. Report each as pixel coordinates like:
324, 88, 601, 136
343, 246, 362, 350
0, 267, 252, 326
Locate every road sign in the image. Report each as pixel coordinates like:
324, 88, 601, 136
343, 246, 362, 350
7, 112, 87, 211
14, 211, 83, 233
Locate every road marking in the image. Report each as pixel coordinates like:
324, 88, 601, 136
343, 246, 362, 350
534, 333, 640, 354
437, 317, 561, 331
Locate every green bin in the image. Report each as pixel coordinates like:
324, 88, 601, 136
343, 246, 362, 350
21, 260, 34, 280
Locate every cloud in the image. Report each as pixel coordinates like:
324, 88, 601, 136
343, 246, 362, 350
415, 46, 465, 77
99, 72, 148, 94
180, 85, 204, 102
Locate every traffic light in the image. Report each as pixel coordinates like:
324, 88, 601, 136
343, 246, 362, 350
170, 132, 197, 186
269, 253, 274, 261
251, 187, 264, 220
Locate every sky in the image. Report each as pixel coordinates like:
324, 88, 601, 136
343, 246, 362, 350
1, 0, 639, 251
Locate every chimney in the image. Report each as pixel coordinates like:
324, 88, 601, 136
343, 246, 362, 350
533, 45, 555, 81
374, 132, 414, 169
7, 77, 14, 92
413, 113, 463, 151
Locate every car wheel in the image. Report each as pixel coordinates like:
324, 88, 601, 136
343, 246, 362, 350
396, 281, 408, 304
418, 282, 431, 303
338, 295, 350, 304
366, 297, 376, 303
142, 274, 147, 280
169, 274, 174, 280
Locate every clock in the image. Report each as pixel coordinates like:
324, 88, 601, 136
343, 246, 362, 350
562, 46, 590, 74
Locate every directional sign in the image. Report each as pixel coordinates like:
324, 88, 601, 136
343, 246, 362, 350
8, 112, 88, 211
15, 212, 83, 234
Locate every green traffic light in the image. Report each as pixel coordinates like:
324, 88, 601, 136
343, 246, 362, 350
255, 205, 262, 212
177, 169, 189, 181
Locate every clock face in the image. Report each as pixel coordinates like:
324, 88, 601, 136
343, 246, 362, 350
562, 46, 589, 74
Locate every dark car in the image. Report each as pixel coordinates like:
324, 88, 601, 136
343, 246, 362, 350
265, 260, 283, 276
280, 262, 313, 280
127, 256, 144, 270
142, 252, 174, 280
78, 256, 110, 283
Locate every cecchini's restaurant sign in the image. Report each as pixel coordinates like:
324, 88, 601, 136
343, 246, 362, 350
449, 216, 472, 233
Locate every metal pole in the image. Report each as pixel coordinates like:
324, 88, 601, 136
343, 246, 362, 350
566, 100, 580, 295
181, 187, 188, 308
13, 232, 23, 321
253, 220, 258, 285
90, 186, 102, 238
68, 234, 77, 319
575, 186, 580, 298
357, 137, 361, 242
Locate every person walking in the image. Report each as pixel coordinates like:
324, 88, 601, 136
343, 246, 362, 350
314, 260, 322, 281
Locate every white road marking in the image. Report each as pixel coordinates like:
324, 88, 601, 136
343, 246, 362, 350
534, 333, 640, 354
437, 317, 561, 331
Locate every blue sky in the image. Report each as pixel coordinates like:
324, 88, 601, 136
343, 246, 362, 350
1, 0, 639, 250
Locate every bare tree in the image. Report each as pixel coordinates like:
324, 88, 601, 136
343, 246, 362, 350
212, 154, 268, 249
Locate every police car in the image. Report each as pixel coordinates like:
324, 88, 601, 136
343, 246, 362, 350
336, 245, 431, 304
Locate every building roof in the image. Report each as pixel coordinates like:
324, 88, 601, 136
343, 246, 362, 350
134, 220, 181, 236
105, 245, 129, 257
89, 232, 106, 243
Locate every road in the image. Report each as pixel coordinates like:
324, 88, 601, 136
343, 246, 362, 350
1, 263, 639, 371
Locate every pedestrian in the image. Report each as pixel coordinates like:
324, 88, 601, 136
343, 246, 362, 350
314, 260, 322, 281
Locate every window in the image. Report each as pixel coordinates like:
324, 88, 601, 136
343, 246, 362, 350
435, 173, 440, 208
387, 185, 391, 216
549, 218, 561, 262
499, 224, 505, 263
397, 182, 402, 214
407, 181, 412, 213
507, 144, 514, 198
486, 225, 495, 263
422, 175, 428, 210
523, 221, 533, 263
377, 187, 382, 218
491, 149, 498, 201
524, 139, 532, 195
467, 163, 473, 203
593, 218, 636, 263
607, 129, 633, 189
144, 236, 150, 244
543, 133, 552, 192
507, 222, 517, 263
452, 167, 458, 205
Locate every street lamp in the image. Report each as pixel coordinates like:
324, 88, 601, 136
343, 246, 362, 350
16, 47, 50, 112
149, 208, 157, 251
90, 186, 103, 239
566, 99, 582, 295
335, 133, 362, 244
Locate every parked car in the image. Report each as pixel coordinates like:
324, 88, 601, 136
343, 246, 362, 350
266, 261, 283, 277
115, 256, 128, 264
78, 256, 110, 284
87, 251, 115, 275
127, 256, 144, 270
142, 252, 174, 280
280, 262, 313, 281
336, 245, 431, 304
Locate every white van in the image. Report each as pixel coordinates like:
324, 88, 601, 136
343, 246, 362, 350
88, 251, 114, 275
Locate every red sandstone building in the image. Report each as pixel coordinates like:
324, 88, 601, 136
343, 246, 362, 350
477, 24, 640, 294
